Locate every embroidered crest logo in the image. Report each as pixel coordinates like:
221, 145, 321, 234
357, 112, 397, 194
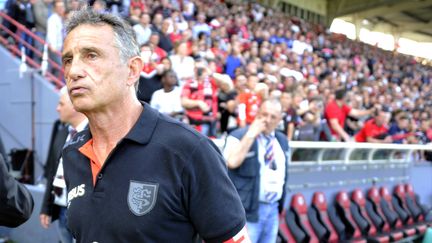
127, 181, 159, 216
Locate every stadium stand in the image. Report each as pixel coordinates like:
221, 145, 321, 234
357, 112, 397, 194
0, 0, 431, 242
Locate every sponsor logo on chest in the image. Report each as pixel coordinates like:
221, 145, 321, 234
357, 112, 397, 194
67, 184, 85, 207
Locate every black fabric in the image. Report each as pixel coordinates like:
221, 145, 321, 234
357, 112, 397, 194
350, 203, 370, 235
380, 200, 399, 228
392, 197, 409, 223
335, 202, 355, 240
328, 205, 347, 240
308, 207, 329, 242
40, 120, 68, 221
0, 155, 34, 227
63, 103, 246, 243
286, 209, 307, 243
137, 74, 162, 103
365, 200, 385, 231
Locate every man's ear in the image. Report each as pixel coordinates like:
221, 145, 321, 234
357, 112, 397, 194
127, 56, 144, 86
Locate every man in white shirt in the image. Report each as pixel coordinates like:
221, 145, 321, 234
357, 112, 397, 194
133, 13, 151, 46
150, 70, 183, 118
46, 0, 65, 78
224, 99, 289, 243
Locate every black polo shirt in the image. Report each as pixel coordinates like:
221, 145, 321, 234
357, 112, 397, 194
62, 103, 246, 243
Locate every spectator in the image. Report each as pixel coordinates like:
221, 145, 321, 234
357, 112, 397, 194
157, 18, 173, 53
169, 41, 195, 86
32, 0, 52, 62
388, 112, 412, 144
181, 65, 219, 137
133, 13, 152, 46
150, 70, 183, 118
224, 99, 289, 243
325, 88, 375, 141
192, 13, 211, 40
355, 107, 392, 143
46, 0, 65, 78
136, 44, 165, 103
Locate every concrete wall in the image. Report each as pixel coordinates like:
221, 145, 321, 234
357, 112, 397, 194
0, 45, 60, 183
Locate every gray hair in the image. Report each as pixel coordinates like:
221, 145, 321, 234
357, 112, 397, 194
65, 9, 140, 63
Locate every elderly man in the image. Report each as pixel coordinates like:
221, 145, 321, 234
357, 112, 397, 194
224, 99, 289, 243
61, 9, 248, 242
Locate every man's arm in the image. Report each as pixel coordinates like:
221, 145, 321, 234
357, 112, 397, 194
329, 118, 350, 142
0, 156, 34, 227
225, 117, 266, 169
366, 136, 393, 143
349, 107, 374, 118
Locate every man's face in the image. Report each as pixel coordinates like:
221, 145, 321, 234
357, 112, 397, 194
256, 102, 282, 135
56, 92, 77, 123
375, 111, 390, 126
62, 24, 130, 112
54, 1, 65, 16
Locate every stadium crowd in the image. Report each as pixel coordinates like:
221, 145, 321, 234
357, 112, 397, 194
3, 0, 432, 144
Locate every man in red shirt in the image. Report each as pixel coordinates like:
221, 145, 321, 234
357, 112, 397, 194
355, 108, 392, 143
324, 88, 375, 141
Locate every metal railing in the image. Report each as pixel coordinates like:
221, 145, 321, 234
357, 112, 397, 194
0, 11, 64, 88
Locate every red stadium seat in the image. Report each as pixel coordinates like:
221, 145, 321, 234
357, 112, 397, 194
334, 191, 366, 243
350, 189, 390, 243
278, 209, 297, 243
379, 186, 418, 237
310, 192, 339, 243
393, 185, 427, 235
366, 187, 404, 242
290, 193, 319, 243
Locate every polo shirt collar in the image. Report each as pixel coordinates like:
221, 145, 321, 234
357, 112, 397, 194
124, 102, 159, 145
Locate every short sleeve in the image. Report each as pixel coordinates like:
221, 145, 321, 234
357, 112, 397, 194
325, 102, 338, 120
182, 137, 246, 243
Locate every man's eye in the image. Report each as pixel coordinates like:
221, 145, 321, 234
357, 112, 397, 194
87, 53, 97, 59
63, 58, 72, 65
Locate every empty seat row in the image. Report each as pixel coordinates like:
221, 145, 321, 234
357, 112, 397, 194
278, 184, 432, 243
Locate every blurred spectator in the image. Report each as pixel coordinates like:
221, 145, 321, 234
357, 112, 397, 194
157, 18, 173, 53
150, 70, 183, 119
136, 44, 164, 103
295, 96, 334, 141
355, 107, 392, 143
181, 65, 219, 137
325, 88, 375, 142
92, 0, 107, 13
192, 13, 211, 40
388, 111, 412, 144
32, 0, 52, 62
236, 74, 262, 128
170, 41, 195, 86
46, 0, 65, 78
133, 13, 151, 46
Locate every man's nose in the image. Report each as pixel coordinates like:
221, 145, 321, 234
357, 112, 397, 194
67, 58, 86, 82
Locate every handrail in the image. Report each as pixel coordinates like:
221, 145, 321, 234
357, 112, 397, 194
0, 11, 64, 87
289, 141, 432, 151
289, 141, 432, 165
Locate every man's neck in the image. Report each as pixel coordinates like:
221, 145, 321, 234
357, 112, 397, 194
84, 97, 143, 165
86, 98, 143, 150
